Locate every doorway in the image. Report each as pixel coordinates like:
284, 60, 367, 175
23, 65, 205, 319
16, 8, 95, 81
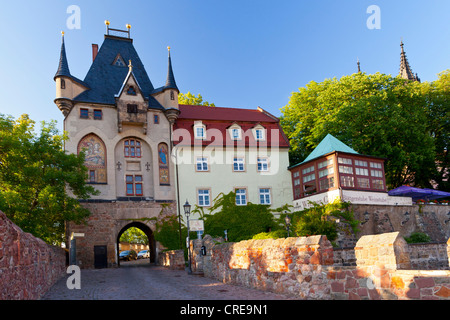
117, 222, 156, 267
94, 245, 108, 269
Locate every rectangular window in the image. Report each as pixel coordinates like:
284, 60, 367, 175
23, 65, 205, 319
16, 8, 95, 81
195, 126, 206, 139
126, 175, 143, 196
320, 177, 335, 190
154, 114, 159, 124
293, 171, 300, 178
255, 129, 264, 140
235, 188, 247, 206
127, 104, 138, 113
257, 158, 269, 172
89, 170, 96, 183
124, 139, 141, 158
294, 178, 300, 186
338, 157, 352, 165
302, 166, 314, 175
198, 189, 211, 206
357, 177, 370, 188
355, 167, 368, 176
80, 108, 89, 119
231, 128, 240, 140
318, 159, 333, 169
259, 188, 271, 205
196, 157, 208, 172
355, 160, 368, 167
340, 176, 354, 187
370, 162, 382, 169
372, 179, 384, 190
303, 173, 315, 183
93, 109, 102, 120
339, 165, 353, 174
371, 170, 383, 177
319, 167, 334, 178
233, 157, 245, 172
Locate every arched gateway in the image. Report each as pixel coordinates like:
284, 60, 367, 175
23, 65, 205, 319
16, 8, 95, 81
117, 221, 156, 265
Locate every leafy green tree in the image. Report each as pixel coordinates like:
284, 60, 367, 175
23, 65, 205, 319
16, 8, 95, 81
119, 227, 148, 244
0, 114, 98, 245
281, 71, 447, 190
178, 91, 216, 107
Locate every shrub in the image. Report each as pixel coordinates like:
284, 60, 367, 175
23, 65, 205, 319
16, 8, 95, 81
404, 232, 431, 244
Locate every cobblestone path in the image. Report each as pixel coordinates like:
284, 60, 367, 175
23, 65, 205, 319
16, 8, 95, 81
42, 260, 300, 300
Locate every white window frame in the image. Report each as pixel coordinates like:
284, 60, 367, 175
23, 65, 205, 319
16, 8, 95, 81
257, 158, 269, 172
252, 125, 266, 141
259, 188, 271, 205
235, 188, 247, 206
197, 189, 211, 207
196, 157, 209, 172
233, 157, 245, 172
194, 121, 206, 140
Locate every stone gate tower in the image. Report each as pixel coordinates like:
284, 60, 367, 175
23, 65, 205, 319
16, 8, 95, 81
54, 23, 180, 268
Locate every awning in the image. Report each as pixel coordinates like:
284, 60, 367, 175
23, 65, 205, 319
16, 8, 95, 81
388, 185, 450, 201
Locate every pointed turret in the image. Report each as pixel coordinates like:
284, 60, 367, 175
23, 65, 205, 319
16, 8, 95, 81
357, 58, 361, 73
165, 47, 179, 92
399, 41, 420, 82
54, 32, 71, 79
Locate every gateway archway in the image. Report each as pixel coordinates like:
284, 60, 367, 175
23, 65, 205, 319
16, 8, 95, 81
117, 221, 156, 266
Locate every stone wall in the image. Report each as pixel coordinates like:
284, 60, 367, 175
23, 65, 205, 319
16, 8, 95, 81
0, 211, 66, 300
157, 249, 185, 270
198, 232, 450, 300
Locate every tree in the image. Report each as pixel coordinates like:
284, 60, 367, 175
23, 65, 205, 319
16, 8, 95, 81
119, 227, 148, 244
178, 91, 216, 107
0, 114, 98, 245
280, 72, 446, 190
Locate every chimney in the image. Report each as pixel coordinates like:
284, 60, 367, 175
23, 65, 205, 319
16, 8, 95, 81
92, 44, 98, 62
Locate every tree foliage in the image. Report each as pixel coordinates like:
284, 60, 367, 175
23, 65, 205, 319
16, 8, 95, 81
119, 227, 148, 244
0, 114, 98, 245
178, 91, 216, 107
280, 71, 449, 190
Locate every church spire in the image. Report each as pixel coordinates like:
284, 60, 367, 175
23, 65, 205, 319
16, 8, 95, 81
357, 57, 361, 73
54, 31, 71, 80
399, 40, 420, 82
164, 46, 179, 92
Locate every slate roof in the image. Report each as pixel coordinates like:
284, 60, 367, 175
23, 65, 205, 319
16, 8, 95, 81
54, 35, 89, 88
73, 35, 164, 109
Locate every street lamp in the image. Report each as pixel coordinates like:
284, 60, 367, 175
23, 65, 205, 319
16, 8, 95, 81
184, 200, 192, 274
284, 213, 292, 237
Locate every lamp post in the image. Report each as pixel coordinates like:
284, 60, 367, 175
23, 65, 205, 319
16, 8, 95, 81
284, 213, 292, 237
184, 200, 192, 274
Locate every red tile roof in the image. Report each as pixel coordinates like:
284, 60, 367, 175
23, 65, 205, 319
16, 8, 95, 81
173, 105, 290, 148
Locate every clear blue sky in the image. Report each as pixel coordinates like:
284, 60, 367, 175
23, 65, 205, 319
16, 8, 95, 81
0, 1, 448, 132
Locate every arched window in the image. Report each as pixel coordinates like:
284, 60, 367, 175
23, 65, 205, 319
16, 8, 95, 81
61, 79, 66, 89
77, 133, 107, 183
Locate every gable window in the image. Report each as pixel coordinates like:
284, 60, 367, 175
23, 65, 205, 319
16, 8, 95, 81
80, 108, 89, 119
126, 175, 143, 196
124, 139, 142, 158
196, 157, 209, 172
113, 54, 126, 67
194, 122, 206, 140
235, 188, 247, 206
233, 157, 245, 172
127, 86, 136, 95
198, 189, 211, 207
259, 188, 271, 205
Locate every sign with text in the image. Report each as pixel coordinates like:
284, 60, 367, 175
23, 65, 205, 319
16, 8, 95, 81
190, 219, 204, 232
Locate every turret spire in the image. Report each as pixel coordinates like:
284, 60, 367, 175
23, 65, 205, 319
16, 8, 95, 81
399, 40, 420, 82
164, 46, 179, 92
54, 31, 71, 80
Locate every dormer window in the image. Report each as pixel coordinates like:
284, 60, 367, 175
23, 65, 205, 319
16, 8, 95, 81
194, 121, 206, 140
229, 124, 242, 140
127, 86, 136, 95
253, 125, 266, 141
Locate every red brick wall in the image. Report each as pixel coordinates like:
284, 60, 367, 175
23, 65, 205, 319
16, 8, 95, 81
0, 211, 66, 300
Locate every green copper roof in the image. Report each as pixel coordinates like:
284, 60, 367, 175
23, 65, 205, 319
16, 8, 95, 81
302, 134, 358, 163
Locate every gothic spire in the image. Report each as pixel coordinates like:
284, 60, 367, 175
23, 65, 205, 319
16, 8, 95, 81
54, 31, 71, 80
164, 46, 179, 91
399, 41, 420, 82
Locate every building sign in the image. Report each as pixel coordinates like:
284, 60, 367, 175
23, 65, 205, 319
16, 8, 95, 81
190, 219, 204, 232
293, 189, 412, 211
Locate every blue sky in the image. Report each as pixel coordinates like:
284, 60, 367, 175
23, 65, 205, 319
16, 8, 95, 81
0, 1, 448, 132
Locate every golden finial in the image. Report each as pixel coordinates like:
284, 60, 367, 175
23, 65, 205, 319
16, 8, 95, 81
105, 20, 110, 26
61, 31, 65, 36
167, 46, 171, 51
128, 60, 133, 71
126, 24, 131, 29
